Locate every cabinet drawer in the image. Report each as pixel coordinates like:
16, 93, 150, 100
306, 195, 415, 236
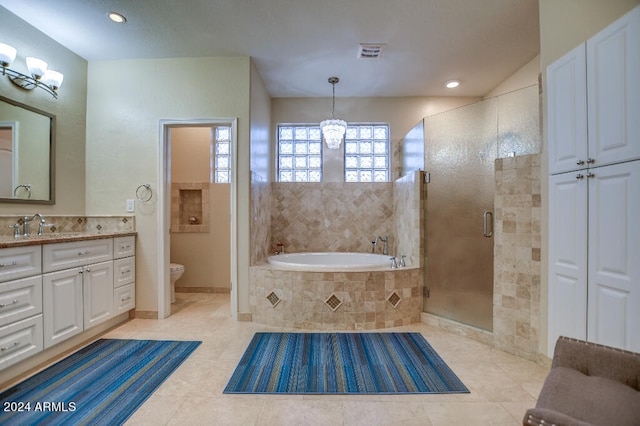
114, 284, 135, 314
0, 245, 42, 283
114, 236, 135, 259
114, 257, 135, 288
0, 276, 43, 327
43, 239, 113, 273
0, 314, 43, 372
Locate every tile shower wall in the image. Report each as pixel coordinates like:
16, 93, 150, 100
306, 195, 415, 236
493, 153, 541, 360
271, 182, 394, 253
250, 172, 271, 264
393, 170, 423, 267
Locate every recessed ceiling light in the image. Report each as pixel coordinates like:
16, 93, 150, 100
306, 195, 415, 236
108, 12, 127, 23
445, 80, 461, 89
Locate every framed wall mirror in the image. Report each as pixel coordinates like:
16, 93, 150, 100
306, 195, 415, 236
0, 95, 55, 204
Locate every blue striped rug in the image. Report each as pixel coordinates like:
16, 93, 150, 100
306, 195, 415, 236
224, 332, 468, 394
0, 339, 200, 425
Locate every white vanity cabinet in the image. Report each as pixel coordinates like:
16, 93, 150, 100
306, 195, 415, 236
0, 246, 44, 370
0, 233, 136, 372
42, 239, 119, 349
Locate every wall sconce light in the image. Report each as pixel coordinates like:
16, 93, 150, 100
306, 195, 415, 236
320, 77, 348, 150
0, 42, 64, 99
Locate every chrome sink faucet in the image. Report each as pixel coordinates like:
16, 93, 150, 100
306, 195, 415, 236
22, 213, 47, 236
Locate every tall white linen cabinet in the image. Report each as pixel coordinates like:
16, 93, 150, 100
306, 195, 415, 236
547, 5, 640, 355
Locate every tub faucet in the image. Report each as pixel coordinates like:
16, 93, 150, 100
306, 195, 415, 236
373, 236, 388, 255
390, 256, 398, 268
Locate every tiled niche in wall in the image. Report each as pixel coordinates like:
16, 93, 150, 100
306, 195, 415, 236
171, 182, 210, 233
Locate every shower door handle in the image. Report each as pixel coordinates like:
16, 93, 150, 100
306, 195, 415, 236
483, 211, 493, 238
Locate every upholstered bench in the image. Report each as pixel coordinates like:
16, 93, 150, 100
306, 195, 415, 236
524, 336, 640, 426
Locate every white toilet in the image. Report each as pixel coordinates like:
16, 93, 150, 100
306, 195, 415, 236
169, 263, 185, 303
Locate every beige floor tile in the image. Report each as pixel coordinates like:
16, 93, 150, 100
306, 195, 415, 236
423, 401, 520, 426
124, 394, 185, 426
255, 399, 344, 426
166, 396, 263, 426
342, 400, 433, 426
112, 293, 546, 425
501, 401, 535, 424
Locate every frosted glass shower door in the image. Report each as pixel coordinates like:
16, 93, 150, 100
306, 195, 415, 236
424, 99, 497, 331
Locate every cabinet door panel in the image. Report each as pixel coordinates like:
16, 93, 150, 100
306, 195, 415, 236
548, 172, 588, 353
43, 269, 83, 349
547, 44, 588, 174
586, 6, 640, 167
83, 261, 114, 329
587, 161, 640, 351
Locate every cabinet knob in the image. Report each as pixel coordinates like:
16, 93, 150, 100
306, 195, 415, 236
587, 158, 595, 164
577, 160, 585, 166
586, 172, 595, 179
576, 174, 585, 180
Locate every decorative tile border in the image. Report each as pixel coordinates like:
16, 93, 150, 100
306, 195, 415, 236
0, 215, 135, 237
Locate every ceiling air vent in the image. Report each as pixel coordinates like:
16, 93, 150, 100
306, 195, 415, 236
358, 43, 385, 59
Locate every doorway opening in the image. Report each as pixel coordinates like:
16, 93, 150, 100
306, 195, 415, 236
158, 119, 238, 320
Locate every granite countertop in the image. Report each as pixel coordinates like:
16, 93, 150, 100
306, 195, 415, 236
0, 231, 137, 249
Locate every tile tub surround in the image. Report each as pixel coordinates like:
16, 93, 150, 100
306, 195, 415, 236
270, 182, 394, 254
0, 215, 135, 238
249, 264, 422, 330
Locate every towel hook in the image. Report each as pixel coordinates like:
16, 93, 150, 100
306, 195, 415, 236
136, 183, 152, 202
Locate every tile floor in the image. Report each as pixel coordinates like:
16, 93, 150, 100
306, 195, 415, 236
105, 293, 548, 426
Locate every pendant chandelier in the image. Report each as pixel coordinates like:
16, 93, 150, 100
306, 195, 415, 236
320, 77, 347, 149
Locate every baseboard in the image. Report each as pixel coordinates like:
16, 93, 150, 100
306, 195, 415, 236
134, 310, 158, 319
176, 286, 230, 294
421, 312, 494, 346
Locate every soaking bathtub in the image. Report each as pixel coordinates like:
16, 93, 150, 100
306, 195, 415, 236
250, 252, 422, 330
267, 252, 391, 272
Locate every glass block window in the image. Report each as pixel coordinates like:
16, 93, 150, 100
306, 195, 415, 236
277, 125, 322, 182
214, 126, 231, 183
344, 124, 389, 182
